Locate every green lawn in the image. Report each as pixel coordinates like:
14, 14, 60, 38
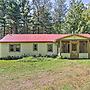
0, 57, 90, 90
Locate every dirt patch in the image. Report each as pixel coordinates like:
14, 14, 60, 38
0, 64, 90, 90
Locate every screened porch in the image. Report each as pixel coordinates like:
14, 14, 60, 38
60, 40, 88, 58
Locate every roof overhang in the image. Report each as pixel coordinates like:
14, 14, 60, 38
0, 41, 55, 43
55, 34, 90, 42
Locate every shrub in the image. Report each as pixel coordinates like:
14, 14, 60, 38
51, 54, 57, 58
32, 55, 36, 57
57, 56, 62, 59
38, 54, 42, 57
0, 56, 22, 60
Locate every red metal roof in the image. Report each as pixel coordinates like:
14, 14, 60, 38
0, 34, 90, 43
78, 34, 90, 38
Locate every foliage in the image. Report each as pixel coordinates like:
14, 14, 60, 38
31, 0, 53, 33
0, 0, 7, 37
19, 0, 31, 34
7, 0, 21, 34
64, 0, 89, 34
0, 0, 90, 38
82, 4, 90, 33
53, 0, 67, 33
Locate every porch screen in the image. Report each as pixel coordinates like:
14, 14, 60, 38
62, 41, 70, 53
79, 41, 87, 53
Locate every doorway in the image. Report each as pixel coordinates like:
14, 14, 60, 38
70, 41, 79, 58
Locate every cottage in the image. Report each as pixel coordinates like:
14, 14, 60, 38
0, 34, 90, 59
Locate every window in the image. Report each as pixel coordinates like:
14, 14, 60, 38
79, 41, 87, 53
9, 45, 14, 52
47, 44, 53, 52
62, 41, 70, 53
16, 45, 21, 52
33, 44, 38, 51
9, 44, 20, 52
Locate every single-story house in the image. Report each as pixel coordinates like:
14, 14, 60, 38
0, 34, 90, 59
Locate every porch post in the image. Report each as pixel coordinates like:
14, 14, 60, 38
88, 40, 90, 58
70, 41, 72, 54
77, 41, 79, 53
59, 41, 62, 56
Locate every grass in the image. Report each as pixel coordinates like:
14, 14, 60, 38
0, 57, 90, 90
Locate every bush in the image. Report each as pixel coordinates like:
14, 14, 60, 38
32, 55, 36, 57
0, 54, 58, 60
38, 54, 42, 57
56, 56, 62, 59
51, 54, 57, 58
45, 54, 57, 58
0, 56, 22, 60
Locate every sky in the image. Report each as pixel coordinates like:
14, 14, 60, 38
66, 0, 90, 5
30, 0, 90, 4
82, 0, 90, 4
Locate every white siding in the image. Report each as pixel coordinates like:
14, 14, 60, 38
61, 53, 70, 58
0, 43, 57, 58
79, 53, 88, 58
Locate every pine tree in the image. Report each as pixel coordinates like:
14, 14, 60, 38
64, 0, 88, 34
31, 0, 53, 34
19, 0, 31, 34
53, 0, 67, 33
7, 0, 21, 34
82, 4, 90, 33
0, 0, 7, 37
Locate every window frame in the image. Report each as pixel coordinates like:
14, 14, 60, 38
47, 44, 53, 52
9, 44, 14, 52
33, 44, 38, 51
9, 44, 21, 52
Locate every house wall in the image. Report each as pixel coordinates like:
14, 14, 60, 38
60, 53, 88, 58
0, 43, 57, 58
79, 53, 88, 58
88, 41, 90, 58
61, 53, 70, 58
0, 44, 1, 58
0, 39, 90, 59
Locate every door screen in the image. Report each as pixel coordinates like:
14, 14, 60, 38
72, 43, 77, 51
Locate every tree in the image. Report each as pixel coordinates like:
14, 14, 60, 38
64, 0, 88, 34
19, 0, 32, 34
7, 0, 21, 34
52, 0, 67, 33
0, 0, 7, 37
82, 4, 90, 33
31, 0, 53, 34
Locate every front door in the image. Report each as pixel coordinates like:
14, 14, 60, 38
70, 41, 79, 59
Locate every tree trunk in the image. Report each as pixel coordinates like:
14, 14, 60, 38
3, 19, 6, 36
